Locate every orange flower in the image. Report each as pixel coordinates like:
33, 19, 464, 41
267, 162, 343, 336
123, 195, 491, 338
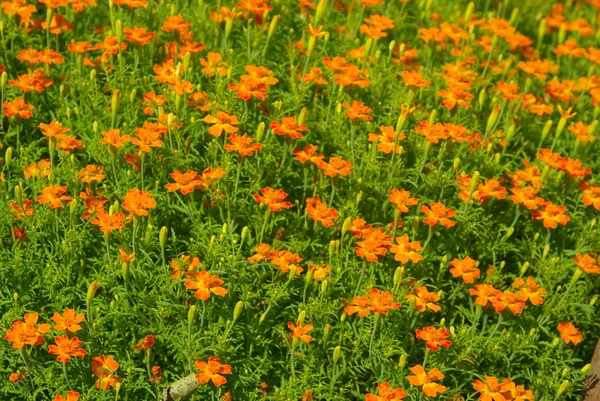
438, 87, 473, 110
3, 97, 34, 119
100, 128, 130, 149
301, 67, 328, 85
1, 0, 37, 22
165, 170, 204, 195
92, 355, 120, 390
8, 200, 34, 220
469, 284, 500, 307
557, 322, 582, 345
317, 156, 353, 177
247, 243, 276, 264
37, 185, 73, 209
124, 26, 155, 45
406, 286, 441, 313
194, 356, 232, 387
39, 120, 70, 139
389, 235, 423, 264
5, 312, 51, 348
51, 308, 85, 333
473, 376, 509, 401
133, 335, 156, 350
354, 228, 391, 262
572, 253, 599, 274
400, 69, 430, 89
307, 262, 330, 281
91, 210, 126, 233
415, 121, 448, 144
24, 159, 52, 179
200, 52, 229, 77
48, 334, 86, 363
9, 69, 53, 92
203, 111, 239, 137
343, 100, 373, 121
509, 186, 544, 210
345, 288, 400, 317
122, 189, 156, 217
365, 382, 407, 401
228, 76, 269, 100
52, 392, 80, 401
254, 187, 292, 212
293, 145, 323, 165
368, 125, 405, 154
568, 122, 595, 142
449, 256, 480, 284
420, 202, 455, 228
415, 326, 451, 351
531, 201, 570, 229
224, 134, 262, 156
306, 197, 338, 228
56, 134, 85, 153
270, 250, 304, 275
512, 277, 547, 305
407, 365, 447, 397
536, 148, 566, 170
334, 65, 370, 89
389, 189, 418, 213
131, 122, 166, 153
162, 14, 192, 32
270, 116, 308, 140
169, 255, 203, 280
184, 270, 228, 300
491, 291, 526, 314
288, 320, 314, 343
118, 249, 136, 264
78, 165, 105, 184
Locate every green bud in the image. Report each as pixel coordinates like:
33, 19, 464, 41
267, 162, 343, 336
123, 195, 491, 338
399, 354, 406, 368
14, 185, 23, 205
557, 380, 569, 396
570, 268, 583, 284
129, 88, 137, 104
582, 364, 591, 373
505, 227, 514, 239
188, 305, 197, 326
520, 261, 529, 275
115, 20, 123, 44
267, 15, 280, 40
321, 280, 328, 294
297, 310, 306, 325
393, 266, 404, 287
469, 171, 480, 195
323, 323, 330, 340
256, 122, 265, 142
0, 71, 7, 90
4, 147, 12, 169
314, 0, 327, 26
233, 301, 244, 321
342, 217, 352, 235
241, 226, 249, 242
332, 345, 341, 363
159, 226, 168, 249
464, 2, 475, 23
86, 281, 100, 307
222, 223, 228, 234
298, 107, 308, 126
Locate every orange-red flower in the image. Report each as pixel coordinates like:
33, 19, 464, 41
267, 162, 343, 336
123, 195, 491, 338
3, 97, 34, 119
270, 116, 308, 140
420, 202, 455, 228
203, 111, 239, 137
365, 382, 407, 401
512, 277, 547, 305
389, 235, 423, 264
51, 308, 85, 333
78, 165, 105, 184
200, 52, 229, 77
91, 210, 126, 233
407, 286, 441, 313
224, 134, 262, 156
100, 128, 130, 149
306, 197, 338, 227
228, 76, 269, 100
122, 189, 156, 217
317, 156, 353, 177
52, 392, 80, 401
130, 122, 166, 153
415, 326, 451, 351
389, 189, 418, 213
407, 365, 447, 397
39, 120, 71, 139
491, 291, 526, 314
343, 100, 373, 121
169, 255, 203, 280
557, 322, 582, 345
531, 201, 570, 229
162, 14, 192, 32
165, 170, 204, 195
345, 288, 400, 317
24, 159, 52, 179
400, 69, 430, 89
254, 187, 292, 212
469, 284, 500, 307
5, 312, 51, 348
8, 200, 34, 220
572, 253, 600, 274
473, 376, 510, 401
288, 320, 314, 343
368, 125, 405, 154
36, 185, 73, 209
133, 335, 156, 350
184, 270, 228, 300
449, 256, 480, 283
194, 356, 232, 387
92, 355, 120, 390
354, 228, 391, 262
124, 26, 155, 45
48, 334, 86, 362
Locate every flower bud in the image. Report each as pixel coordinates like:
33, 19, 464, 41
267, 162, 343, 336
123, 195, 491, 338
356, 191, 362, 205
14, 185, 23, 205
485, 104, 501, 135
233, 301, 244, 321
0, 71, 7, 90
589, 295, 598, 306
557, 380, 569, 396
304, 269, 313, 286
332, 345, 341, 363
542, 244, 550, 258
399, 354, 406, 368
288, 266, 297, 280
115, 19, 123, 44
393, 266, 404, 287
412, 216, 419, 231
541, 120, 553, 142
570, 268, 583, 284
329, 240, 336, 257
86, 281, 100, 307
450, 325, 455, 336
267, 15, 280, 40
552, 338, 560, 346
188, 305, 197, 325
69, 198, 78, 217
93, 121, 98, 134
225, 18, 233, 39
314, 0, 327, 26
582, 364, 591, 373
537, 19, 546, 47
210, 235, 216, 249
259, 311, 268, 325
340, 313, 346, 322
222, 223, 228, 234
342, 217, 352, 235
520, 261, 529, 275
256, 122, 265, 142
469, 171, 480, 195
321, 280, 328, 294
453, 157, 461, 172
323, 323, 330, 340
428, 109, 437, 124
5, 147, 12, 169
298, 107, 308, 126
111, 90, 119, 119
159, 226, 168, 249
529, 328, 536, 336
90, 69, 96, 82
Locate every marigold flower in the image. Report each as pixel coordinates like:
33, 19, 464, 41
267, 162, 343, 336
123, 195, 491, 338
37, 185, 73, 209
293, 145, 323, 165
124, 26, 155, 45
122, 189, 156, 217
248, 243, 276, 264
469, 284, 500, 307
415, 326, 451, 351
509, 186, 544, 210
568, 121, 595, 142
8, 200, 34, 220
52, 392, 80, 401
254, 187, 292, 212
407, 365, 447, 397
389, 235, 423, 264
91, 210, 126, 233
420, 202, 455, 228
166, 170, 204, 195
365, 382, 407, 401
195, 356, 232, 387
3, 97, 34, 119
24, 159, 52, 179
407, 286, 441, 313
100, 128, 130, 149
531, 201, 570, 229
288, 320, 314, 343
131, 122, 166, 153
270, 250, 304, 275
307, 262, 330, 281
400, 69, 430, 89
184, 270, 228, 300
224, 134, 262, 156
92, 355, 120, 390
51, 308, 85, 333
133, 335, 156, 350
580, 182, 600, 211
415, 121, 448, 144
39, 120, 71, 139
270, 116, 308, 140
354, 228, 391, 262
317, 156, 353, 177
5, 312, 51, 348
473, 375, 509, 401
345, 288, 400, 317
368, 125, 405, 154
1, 0, 37, 22
162, 14, 192, 32
491, 290, 526, 314
306, 197, 338, 228
449, 256, 480, 284
202, 111, 239, 137
9, 69, 53, 92
512, 277, 547, 305
557, 322, 582, 345
572, 253, 599, 274
228, 76, 269, 100
78, 165, 105, 184
343, 100, 373, 121
389, 189, 418, 213
48, 334, 86, 363
169, 255, 202, 280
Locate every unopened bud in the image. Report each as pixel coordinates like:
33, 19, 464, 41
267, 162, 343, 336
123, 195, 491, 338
256, 122, 265, 142
342, 217, 352, 235
5, 147, 12, 168
557, 380, 569, 396
188, 305, 197, 325
86, 281, 100, 307
332, 345, 341, 363
570, 268, 583, 284
393, 266, 404, 287
233, 301, 243, 321
159, 226, 168, 249
399, 354, 406, 368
